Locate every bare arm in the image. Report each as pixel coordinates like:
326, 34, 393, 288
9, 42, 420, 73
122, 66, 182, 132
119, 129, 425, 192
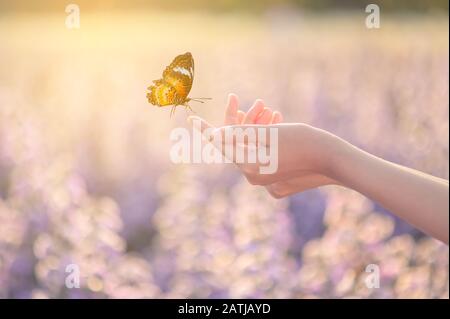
332, 140, 449, 244
191, 93, 449, 244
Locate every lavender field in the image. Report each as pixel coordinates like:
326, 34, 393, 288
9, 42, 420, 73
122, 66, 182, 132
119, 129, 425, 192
0, 11, 448, 298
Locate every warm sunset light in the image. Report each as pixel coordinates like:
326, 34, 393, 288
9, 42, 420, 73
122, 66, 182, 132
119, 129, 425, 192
0, 0, 448, 302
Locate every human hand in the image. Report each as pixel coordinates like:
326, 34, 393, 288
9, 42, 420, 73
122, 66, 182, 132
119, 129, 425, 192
187, 94, 449, 244
189, 94, 340, 198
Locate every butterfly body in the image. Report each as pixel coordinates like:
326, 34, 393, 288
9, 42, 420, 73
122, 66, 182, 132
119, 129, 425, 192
146, 52, 209, 115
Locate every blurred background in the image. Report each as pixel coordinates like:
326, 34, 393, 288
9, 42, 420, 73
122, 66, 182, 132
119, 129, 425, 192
0, 0, 448, 298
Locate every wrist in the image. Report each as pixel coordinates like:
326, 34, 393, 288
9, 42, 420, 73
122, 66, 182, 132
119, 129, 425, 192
325, 135, 357, 185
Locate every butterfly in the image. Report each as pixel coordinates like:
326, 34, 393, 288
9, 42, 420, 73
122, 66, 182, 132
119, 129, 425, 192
146, 52, 210, 117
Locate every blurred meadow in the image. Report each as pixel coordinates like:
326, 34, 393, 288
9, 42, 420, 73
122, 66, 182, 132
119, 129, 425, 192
0, 1, 449, 298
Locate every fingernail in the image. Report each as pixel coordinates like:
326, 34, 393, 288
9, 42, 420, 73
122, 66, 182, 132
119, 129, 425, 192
227, 93, 234, 104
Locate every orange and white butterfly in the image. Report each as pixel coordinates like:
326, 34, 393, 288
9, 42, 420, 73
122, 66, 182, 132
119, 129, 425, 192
146, 52, 210, 117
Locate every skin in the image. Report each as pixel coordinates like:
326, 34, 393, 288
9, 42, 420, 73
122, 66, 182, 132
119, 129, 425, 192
188, 93, 449, 244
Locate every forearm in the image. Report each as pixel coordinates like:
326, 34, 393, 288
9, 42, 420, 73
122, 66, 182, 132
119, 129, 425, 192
331, 140, 449, 244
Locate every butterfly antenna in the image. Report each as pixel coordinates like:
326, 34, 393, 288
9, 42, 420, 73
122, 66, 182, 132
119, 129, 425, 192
190, 98, 212, 103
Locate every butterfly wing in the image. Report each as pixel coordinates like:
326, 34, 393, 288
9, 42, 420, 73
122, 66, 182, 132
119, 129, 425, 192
147, 52, 194, 107
147, 79, 178, 106
162, 52, 194, 103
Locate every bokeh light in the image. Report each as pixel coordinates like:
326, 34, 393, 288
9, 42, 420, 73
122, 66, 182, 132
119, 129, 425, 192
0, 1, 448, 298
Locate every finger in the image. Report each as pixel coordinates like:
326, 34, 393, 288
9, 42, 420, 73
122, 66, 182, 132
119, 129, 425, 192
266, 174, 335, 198
271, 111, 283, 124
187, 115, 214, 137
243, 99, 265, 124
255, 107, 273, 124
238, 167, 306, 185
253, 105, 271, 122
209, 127, 263, 163
212, 123, 278, 149
225, 93, 239, 125
237, 110, 246, 124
